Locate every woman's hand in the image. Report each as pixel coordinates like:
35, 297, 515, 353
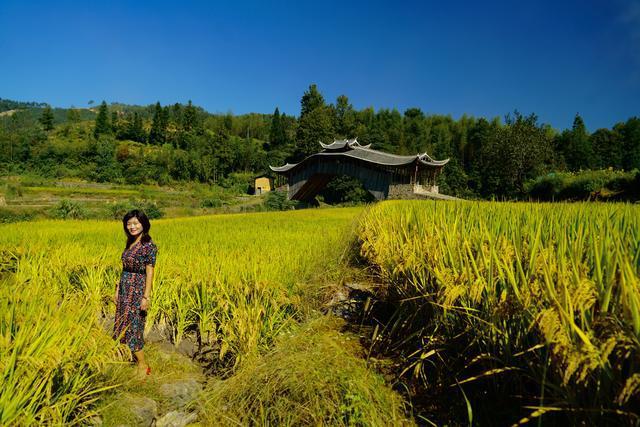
141, 296, 149, 311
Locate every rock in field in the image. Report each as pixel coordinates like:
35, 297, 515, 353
156, 410, 198, 427
159, 379, 202, 409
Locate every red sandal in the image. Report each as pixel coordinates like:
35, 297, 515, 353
146, 366, 151, 375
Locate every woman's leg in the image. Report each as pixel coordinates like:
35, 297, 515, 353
134, 349, 149, 375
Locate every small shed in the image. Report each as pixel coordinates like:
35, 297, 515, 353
254, 175, 273, 195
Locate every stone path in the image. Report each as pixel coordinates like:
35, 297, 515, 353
95, 318, 205, 427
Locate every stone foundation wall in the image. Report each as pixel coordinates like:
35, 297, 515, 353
387, 184, 441, 200
415, 184, 439, 194
387, 184, 415, 199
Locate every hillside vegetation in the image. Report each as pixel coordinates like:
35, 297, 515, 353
2, 87, 639, 203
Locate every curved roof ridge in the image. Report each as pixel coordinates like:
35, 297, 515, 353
354, 145, 421, 160
320, 138, 371, 150
269, 162, 298, 172
270, 143, 449, 173
418, 153, 450, 166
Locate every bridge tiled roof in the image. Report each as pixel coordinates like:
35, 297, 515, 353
270, 139, 449, 173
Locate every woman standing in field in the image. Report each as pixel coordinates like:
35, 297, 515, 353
113, 209, 158, 377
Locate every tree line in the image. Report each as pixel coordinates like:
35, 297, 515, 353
1, 86, 638, 200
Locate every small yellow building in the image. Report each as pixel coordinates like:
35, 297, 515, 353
254, 176, 273, 195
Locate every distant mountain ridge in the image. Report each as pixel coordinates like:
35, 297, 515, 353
0, 97, 48, 112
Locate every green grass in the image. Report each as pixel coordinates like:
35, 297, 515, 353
97, 343, 204, 426
24, 186, 139, 196
199, 316, 414, 426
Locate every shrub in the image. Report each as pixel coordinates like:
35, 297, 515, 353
138, 200, 164, 219
0, 208, 36, 223
220, 172, 254, 194
526, 169, 640, 201
107, 201, 134, 220
200, 197, 224, 208
53, 199, 87, 219
320, 175, 376, 205
106, 200, 164, 220
263, 191, 297, 211
526, 173, 563, 200
5, 183, 23, 197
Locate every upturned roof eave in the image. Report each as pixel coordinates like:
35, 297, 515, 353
269, 163, 298, 173
269, 151, 448, 175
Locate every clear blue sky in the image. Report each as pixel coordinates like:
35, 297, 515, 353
0, 0, 638, 131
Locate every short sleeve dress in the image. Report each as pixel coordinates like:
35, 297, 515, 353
113, 240, 158, 352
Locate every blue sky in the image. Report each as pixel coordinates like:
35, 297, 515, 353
0, 0, 638, 130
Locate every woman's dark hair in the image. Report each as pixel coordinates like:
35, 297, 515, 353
122, 209, 152, 249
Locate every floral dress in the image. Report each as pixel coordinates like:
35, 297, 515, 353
113, 240, 158, 352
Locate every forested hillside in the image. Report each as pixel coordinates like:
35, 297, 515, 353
1, 86, 638, 201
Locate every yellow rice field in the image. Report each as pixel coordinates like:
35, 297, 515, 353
1, 208, 377, 425
357, 200, 640, 424
2, 200, 639, 425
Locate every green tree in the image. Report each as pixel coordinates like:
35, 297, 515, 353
564, 113, 593, 170
91, 136, 121, 182
465, 118, 495, 193
93, 101, 111, 139
403, 108, 428, 154
335, 95, 356, 138
295, 85, 334, 159
591, 128, 622, 169
300, 84, 325, 118
223, 112, 234, 133
39, 106, 55, 131
372, 109, 404, 153
149, 102, 168, 145
181, 100, 198, 131
481, 112, 552, 197
66, 108, 81, 123
622, 117, 640, 171
128, 112, 146, 143
171, 103, 183, 126
268, 107, 286, 149
295, 107, 334, 159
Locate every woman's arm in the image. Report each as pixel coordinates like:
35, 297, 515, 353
141, 264, 154, 311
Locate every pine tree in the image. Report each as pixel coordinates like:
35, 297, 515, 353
149, 102, 167, 145
403, 108, 427, 154
335, 95, 356, 138
565, 113, 592, 170
295, 85, 334, 159
269, 107, 286, 149
622, 117, 640, 171
39, 106, 55, 131
94, 101, 111, 139
111, 110, 119, 134
590, 128, 621, 169
172, 103, 183, 126
182, 100, 198, 131
300, 84, 325, 118
128, 112, 146, 143
295, 107, 334, 159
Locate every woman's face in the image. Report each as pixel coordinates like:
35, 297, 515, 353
126, 217, 143, 237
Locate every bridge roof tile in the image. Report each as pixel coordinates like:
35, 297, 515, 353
269, 140, 449, 173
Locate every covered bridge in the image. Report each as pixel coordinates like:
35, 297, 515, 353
269, 139, 449, 201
